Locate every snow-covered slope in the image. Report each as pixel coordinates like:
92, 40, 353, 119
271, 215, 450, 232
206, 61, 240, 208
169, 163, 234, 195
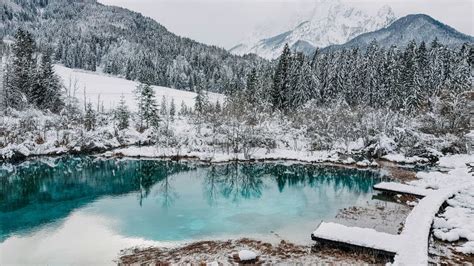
55, 65, 225, 112
230, 0, 396, 59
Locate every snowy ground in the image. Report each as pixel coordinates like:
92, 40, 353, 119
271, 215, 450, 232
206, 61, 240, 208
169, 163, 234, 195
413, 155, 474, 256
55, 65, 225, 111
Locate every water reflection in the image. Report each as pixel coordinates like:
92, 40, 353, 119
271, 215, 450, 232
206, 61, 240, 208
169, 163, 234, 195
1, 157, 383, 241
0, 157, 191, 240
203, 162, 380, 205
205, 163, 264, 203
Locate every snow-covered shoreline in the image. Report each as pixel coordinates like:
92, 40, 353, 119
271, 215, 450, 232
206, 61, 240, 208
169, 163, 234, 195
1, 141, 433, 170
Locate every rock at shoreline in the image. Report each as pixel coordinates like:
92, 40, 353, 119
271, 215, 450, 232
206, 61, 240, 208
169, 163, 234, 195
238, 250, 257, 261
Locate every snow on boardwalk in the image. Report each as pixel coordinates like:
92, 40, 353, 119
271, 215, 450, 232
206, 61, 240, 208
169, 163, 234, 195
311, 222, 400, 254
395, 187, 460, 265
373, 181, 432, 197
312, 184, 461, 265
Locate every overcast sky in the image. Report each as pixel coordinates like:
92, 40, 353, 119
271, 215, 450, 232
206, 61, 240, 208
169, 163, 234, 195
98, 0, 473, 49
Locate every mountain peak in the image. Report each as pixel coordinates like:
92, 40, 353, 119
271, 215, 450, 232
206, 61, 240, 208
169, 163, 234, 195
229, 1, 397, 59
377, 5, 394, 17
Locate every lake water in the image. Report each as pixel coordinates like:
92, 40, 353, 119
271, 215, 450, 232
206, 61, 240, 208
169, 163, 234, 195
0, 157, 383, 265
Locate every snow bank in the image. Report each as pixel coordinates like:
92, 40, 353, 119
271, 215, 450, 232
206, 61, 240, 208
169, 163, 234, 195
110, 146, 375, 166
437, 154, 473, 169
456, 241, 474, 254
382, 153, 429, 164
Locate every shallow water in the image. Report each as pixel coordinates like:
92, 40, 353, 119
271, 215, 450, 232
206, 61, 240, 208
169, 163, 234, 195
0, 157, 384, 264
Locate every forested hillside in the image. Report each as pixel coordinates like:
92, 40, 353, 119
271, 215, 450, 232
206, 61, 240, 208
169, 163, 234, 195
1, 0, 264, 93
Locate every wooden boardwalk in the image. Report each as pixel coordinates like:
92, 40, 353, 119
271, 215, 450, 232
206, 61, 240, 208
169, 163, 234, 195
312, 182, 460, 264
311, 222, 398, 257
373, 181, 432, 197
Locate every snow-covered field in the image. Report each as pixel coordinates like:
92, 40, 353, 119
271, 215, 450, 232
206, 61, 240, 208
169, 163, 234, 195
55, 65, 225, 111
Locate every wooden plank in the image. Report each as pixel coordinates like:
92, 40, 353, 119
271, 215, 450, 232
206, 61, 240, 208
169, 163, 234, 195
373, 182, 431, 197
311, 222, 401, 254
311, 235, 396, 258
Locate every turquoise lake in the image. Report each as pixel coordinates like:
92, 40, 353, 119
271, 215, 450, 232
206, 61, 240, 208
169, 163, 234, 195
0, 157, 384, 264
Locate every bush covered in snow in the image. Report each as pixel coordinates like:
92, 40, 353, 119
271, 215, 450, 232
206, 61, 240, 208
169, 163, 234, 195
1, 93, 469, 163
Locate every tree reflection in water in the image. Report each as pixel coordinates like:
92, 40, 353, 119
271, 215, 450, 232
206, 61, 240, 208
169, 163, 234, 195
134, 160, 181, 207
205, 163, 265, 204
202, 162, 383, 205
0, 157, 192, 239
0, 157, 383, 240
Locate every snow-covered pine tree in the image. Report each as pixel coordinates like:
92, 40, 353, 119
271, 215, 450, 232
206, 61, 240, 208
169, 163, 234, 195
246, 68, 258, 106
135, 83, 159, 131
300, 59, 317, 109
362, 39, 380, 107
0, 54, 6, 112
160, 95, 168, 116
31, 48, 63, 112
333, 50, 351, 105
272, 43, 291, 111
180, 100, 188, 115
315, 52, 327, 103
215, 99, 221, 113
288, 52, 309, 110
194, 86, 208, 115
8, 29, 36, 109
169, 98, 176, 119
84, 102, 96, 131
337, 49, 355, 106
310, 47, 320, 70
427, 40, 445, 98
322, 52, 338, 103
377, 45, 398, 108
115, 94, 130, 130
449, 43, 471, 94
468, 44, 474, 68
413, 41, 430, 111
347, 48, 364, 106
400, 40, 418, 112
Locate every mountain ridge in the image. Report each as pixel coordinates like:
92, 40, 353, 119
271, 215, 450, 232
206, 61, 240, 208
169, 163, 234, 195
229, 1, 397, 59
323, 13, 474, 52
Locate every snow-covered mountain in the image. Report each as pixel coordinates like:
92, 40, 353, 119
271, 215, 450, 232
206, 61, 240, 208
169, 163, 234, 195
324, 14, 474, 51
229, 0, 396, 59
